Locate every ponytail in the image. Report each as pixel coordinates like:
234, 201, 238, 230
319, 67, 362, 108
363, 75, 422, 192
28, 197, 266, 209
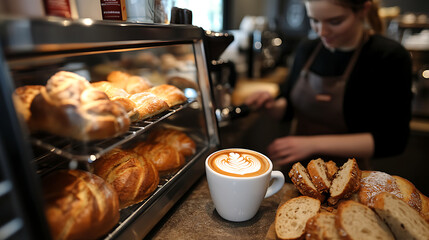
366, 0, 384, 34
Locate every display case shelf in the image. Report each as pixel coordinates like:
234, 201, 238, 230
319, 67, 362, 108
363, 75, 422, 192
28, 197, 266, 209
30, 98, 196, 162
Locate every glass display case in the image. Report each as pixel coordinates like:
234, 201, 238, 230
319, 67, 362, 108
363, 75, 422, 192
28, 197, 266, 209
0, 16, 219, 240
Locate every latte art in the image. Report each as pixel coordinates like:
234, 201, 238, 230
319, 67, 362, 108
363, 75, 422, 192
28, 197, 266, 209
207, 149, 271, 178
215, 152, 262, 175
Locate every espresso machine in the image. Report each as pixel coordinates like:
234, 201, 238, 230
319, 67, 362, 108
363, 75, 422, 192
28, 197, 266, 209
203, 30, 250, 126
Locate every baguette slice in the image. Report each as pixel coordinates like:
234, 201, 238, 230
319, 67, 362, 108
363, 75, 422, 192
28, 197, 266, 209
289, 162, 325, 202
336, 200, 395, 240
328, 158, 361, 205
372, 192, 429, 240
307, 158, 331, 193
305, 212, 341, 240
275, 196, 321, 240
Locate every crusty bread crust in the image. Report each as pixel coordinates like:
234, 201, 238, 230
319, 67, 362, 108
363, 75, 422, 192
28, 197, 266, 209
146, 128, 196, 157
42, 170, 120, 240
392, 175, 423, 213
307, 158, 331, 193
289, 162, 325, 202
327, 158, 361, 206
133, 141, 185, 172
93, 149, 159, 209
145, 84, 187, 107
325, 160, 338, 181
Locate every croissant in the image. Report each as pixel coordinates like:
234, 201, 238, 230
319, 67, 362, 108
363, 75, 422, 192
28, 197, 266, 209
133, 141, 185, 172
29, 71, 130, 141
92, 149, 159, 209
147, 128, 196, 157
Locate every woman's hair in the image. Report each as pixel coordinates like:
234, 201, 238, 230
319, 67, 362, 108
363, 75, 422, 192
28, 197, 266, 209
305, 0, 384, 34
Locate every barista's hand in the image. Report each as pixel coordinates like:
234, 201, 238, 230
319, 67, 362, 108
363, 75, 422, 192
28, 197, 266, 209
267, 136, 316, 165
244, 91, 276, 110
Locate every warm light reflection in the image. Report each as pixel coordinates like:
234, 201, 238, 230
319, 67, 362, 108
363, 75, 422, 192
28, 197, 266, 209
82, 18, 94, 26
422, 69, 429, 79
272, 38, 282, 47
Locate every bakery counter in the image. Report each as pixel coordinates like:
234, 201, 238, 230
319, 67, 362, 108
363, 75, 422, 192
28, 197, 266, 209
145, 177, 297, 240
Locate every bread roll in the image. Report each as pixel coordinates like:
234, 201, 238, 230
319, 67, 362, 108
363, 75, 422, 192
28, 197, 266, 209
107, 71, 152, 94
147, 128, 196, 157
29, 71, 130, 141
128, 92, 169, 121
12, 85, 44, 122
133, 141, 185, 172
42, 169, 120, 240
145, 84, 187, 107
93, 149, 159, 209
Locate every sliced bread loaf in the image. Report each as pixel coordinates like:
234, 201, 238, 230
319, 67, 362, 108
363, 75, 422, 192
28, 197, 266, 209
358, 170, 401, 206
372, 192, 429, 240
336, 200, 395, 240
392, 175, 423, 213
307, 158, 331, 193
305, 212, 341, 240
275, 196, 321, 240
327, 158, 361, 205
289, 162, 325, 202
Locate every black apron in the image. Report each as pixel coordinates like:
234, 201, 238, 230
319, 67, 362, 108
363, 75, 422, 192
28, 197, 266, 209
289, 35, 371, 169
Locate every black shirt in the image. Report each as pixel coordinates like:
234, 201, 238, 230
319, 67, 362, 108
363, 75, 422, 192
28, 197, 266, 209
280, 34, 413, 158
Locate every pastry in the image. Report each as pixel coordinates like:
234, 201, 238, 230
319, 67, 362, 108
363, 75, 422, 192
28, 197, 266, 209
12, 85, 44, 122
91, 81, 139, 121
146, 128, 196, 157
128, 92, 169, 121
42, 169, 119, 240
92, 149, 159, 209
145, 84, 187, 107
29, 71, 130, 141
107, 71, 152, 94
133, 141, 185, 172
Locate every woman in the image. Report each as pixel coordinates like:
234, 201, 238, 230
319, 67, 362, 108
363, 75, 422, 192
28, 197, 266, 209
245, 0, 412, 169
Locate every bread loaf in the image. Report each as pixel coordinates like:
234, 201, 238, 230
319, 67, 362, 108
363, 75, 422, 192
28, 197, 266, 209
133, 141, 185, 172
146, 128, 196, 157
307, 158, 331, 193
92, 149, 159, 209
145, 84, 187, 107
29, 71, 130, 141
327, 158, 361, 205
372, 192, 429, 240
305, 212, 341, 240
335, 200, 394, 240
275, 196, 321, 240
289, 162, 325, 202
42, 169, 120, 240
107, 71, 152, 94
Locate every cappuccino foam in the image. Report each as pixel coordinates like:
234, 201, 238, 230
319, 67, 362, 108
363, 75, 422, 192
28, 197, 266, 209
208, 149, 270, 177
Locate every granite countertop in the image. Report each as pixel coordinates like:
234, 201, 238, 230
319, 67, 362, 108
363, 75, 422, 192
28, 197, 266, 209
145, 177, 298, 240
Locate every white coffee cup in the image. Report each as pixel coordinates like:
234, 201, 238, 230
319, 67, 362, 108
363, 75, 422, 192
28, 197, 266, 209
205, 148, 285, 222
